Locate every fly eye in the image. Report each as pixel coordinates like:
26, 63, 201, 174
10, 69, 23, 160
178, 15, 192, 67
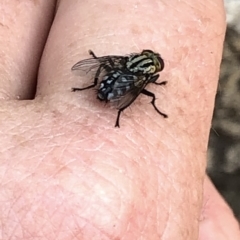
157, 56, 164, 71
142, 49, 154, 55
145, 65, 156, 73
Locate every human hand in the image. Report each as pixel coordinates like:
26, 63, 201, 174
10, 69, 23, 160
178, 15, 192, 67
0, 0, 239, 239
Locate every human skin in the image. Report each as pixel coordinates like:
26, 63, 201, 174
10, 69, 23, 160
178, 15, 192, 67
0, 0, 239, 239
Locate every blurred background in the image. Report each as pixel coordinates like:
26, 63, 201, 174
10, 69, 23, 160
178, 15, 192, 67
207, 0, 240, 221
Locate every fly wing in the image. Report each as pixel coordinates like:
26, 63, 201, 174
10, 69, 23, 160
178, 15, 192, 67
110, 74, 148, 110
71, 55, 126, 79
71, 58, 103, 78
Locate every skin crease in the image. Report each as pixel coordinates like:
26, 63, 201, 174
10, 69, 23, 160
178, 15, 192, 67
0, 0, 239, 239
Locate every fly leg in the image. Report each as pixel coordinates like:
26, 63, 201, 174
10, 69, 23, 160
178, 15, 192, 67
72, 62, 104, 92
149, 74, 167, 86
73, 50, 114, 92
72, 81, 97, 91
89, 49, 112, 76
89, 49, 114, 69
140, 89, 168, 118
115, 82, 168, 127
89, 50, 98, 58
154, 80, 167, 86
72, 72, 98, 91
72, 49, 101, 91
72, 66, 100, 91
115, 108, 125, 128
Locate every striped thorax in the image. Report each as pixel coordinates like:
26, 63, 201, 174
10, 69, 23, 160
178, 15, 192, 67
126, 50, 164, 75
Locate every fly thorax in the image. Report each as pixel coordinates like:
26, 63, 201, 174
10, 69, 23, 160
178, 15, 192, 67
127, 55, 156, 74
143, 65, 156, 74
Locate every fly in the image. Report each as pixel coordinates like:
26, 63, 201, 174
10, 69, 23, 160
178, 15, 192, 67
72, 50, 167, 127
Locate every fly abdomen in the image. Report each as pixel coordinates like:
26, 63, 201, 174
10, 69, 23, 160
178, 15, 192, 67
97, 70, 122, 101
97, 70, 136, 101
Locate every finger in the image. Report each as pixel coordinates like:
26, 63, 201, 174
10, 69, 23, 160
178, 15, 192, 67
37, 0, 225, 132
199, 176, 240, 240
36, 0, 225, 238
0, 0, 55, 100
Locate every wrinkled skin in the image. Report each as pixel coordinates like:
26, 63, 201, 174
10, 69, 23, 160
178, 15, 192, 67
0, 0, 239, 239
